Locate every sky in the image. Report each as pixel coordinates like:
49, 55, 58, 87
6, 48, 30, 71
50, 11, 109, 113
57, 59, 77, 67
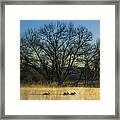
20, 20, 100, 41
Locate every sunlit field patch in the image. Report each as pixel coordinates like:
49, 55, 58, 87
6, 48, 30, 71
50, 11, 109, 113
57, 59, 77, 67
20, 86, 100, 100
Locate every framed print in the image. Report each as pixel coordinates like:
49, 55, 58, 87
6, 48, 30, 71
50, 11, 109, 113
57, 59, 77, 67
0, 0, 119, 119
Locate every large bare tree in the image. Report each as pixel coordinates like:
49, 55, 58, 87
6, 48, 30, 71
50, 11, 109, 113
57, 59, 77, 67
20, 21, 99, 86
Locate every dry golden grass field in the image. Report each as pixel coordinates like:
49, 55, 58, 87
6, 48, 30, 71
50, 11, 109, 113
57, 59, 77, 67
20, 85, 100, 100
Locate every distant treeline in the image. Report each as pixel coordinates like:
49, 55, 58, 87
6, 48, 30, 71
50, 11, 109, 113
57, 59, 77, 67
21, 65, 100, 87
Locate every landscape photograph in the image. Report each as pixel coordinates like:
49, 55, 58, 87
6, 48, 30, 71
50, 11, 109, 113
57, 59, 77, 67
20, 20, 100, 100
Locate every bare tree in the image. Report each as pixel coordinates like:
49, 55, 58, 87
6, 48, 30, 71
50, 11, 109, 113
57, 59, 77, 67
20, 21, 98, 86
73, 39, 100, 87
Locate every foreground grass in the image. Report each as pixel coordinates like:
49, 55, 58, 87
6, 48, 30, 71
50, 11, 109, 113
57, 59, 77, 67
20, 86, 100, 100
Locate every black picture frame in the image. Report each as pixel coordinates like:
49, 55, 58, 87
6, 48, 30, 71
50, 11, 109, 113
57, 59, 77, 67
0, 0, 119, 119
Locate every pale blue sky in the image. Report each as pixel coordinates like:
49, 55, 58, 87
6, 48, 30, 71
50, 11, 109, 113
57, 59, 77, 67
20, 20, 100, 41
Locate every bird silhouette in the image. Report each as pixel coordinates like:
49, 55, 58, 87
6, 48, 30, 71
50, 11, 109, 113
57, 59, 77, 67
63, 92, 69, 95
43, 92, 50, 95
70, 92, 76, 95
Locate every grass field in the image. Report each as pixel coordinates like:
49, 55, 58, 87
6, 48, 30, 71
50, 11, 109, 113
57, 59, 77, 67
20, 85, 100, 100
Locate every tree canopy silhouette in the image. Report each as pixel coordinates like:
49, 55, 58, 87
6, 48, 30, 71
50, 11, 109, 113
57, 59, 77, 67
20, 21, 100, 86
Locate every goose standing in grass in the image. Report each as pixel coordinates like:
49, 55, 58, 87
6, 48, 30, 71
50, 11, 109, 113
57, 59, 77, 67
63, 92, 69, 95
43, 92, 50, 95
70, 92, 76, 95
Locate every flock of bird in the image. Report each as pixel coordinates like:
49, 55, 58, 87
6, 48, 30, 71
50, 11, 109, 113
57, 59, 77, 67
42, 92, 76, 95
